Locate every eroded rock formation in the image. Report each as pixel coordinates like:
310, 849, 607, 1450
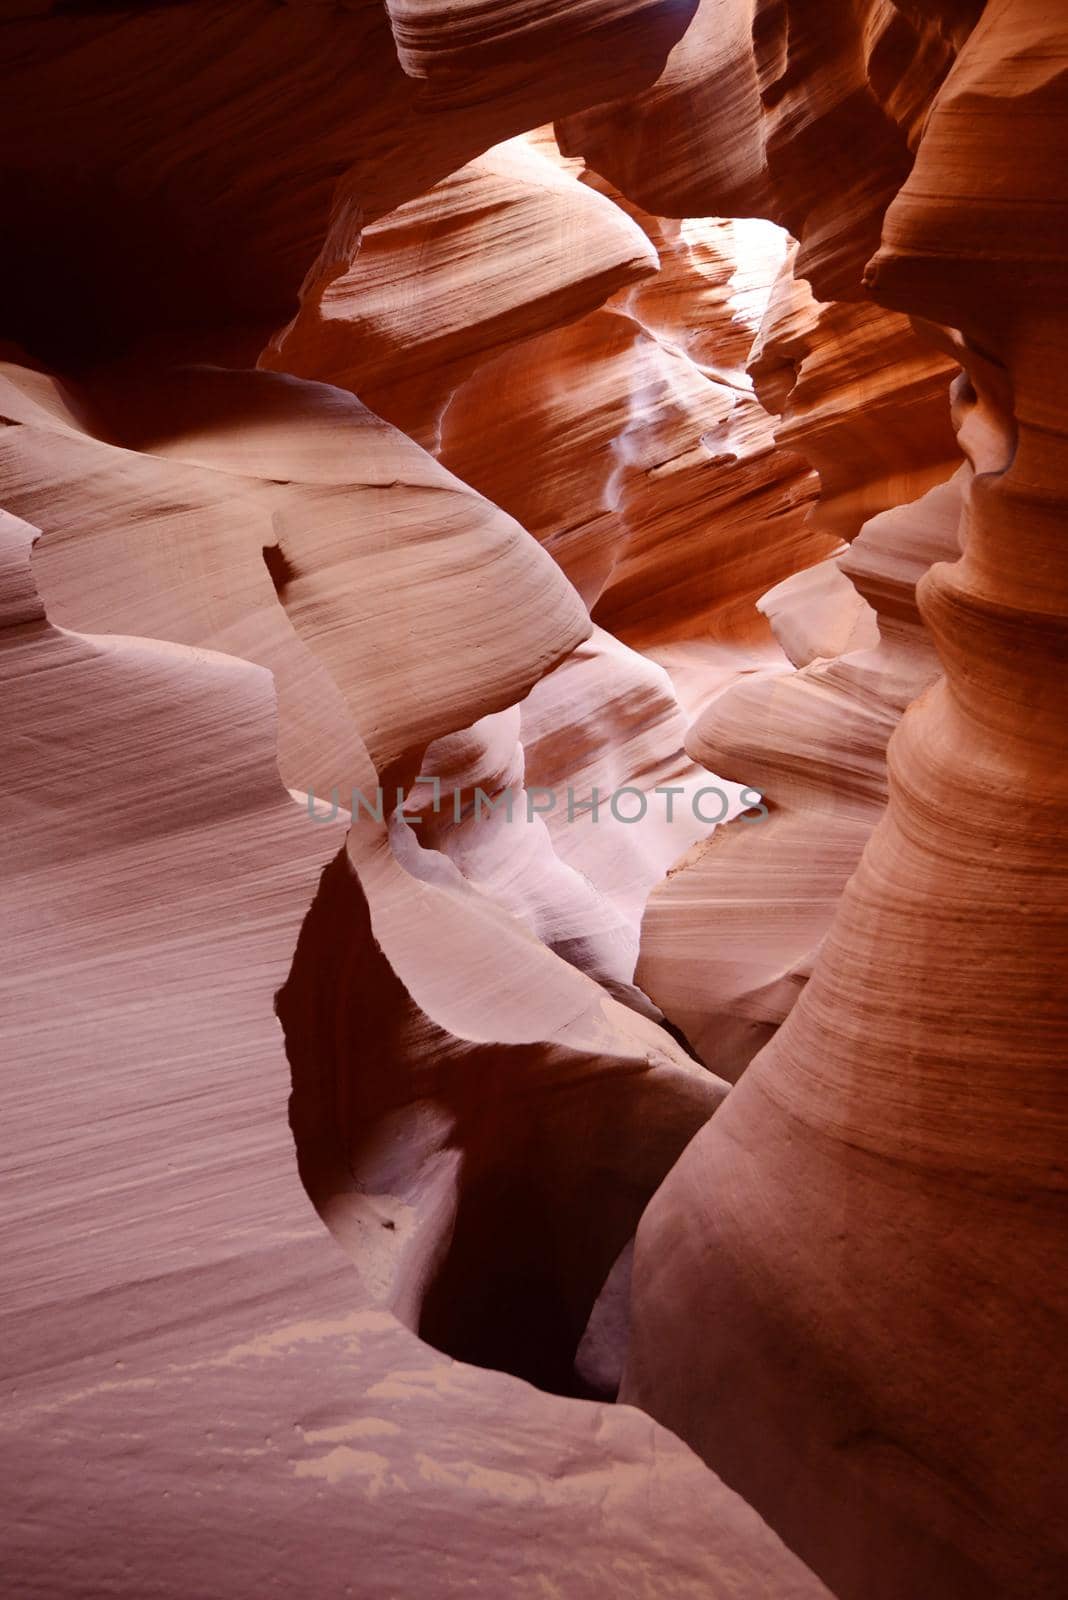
0, 511, 823, 1599
593, 9, 1068, 1600
2, 3, 1065, 1599
635, 255, 962, 1078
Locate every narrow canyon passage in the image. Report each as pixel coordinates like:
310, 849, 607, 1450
1, 6, 1065, 1600
269, 164, 957, 1409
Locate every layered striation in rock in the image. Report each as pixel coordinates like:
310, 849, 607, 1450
558, 0, 977, 299
279, 788, 725, 1396
3, 3, 1066, 1599
749, 243, 960, 542
2, 0, 697, 365
614, 8, 1068, 1600
638, 468, 962, 1078
257, 128, 827, 1011
0, 510, 828, 1599
0, 348, 732, 1403
440, 197, 830, 651
263, 135, 660, 450
0, 10, 832, 1571
0, 360, 588, 794
633, 237, 962, 1078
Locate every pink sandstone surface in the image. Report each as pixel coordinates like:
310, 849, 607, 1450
1, 3, 1065, 1598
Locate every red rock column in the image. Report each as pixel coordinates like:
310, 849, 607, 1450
621, 6, 1068, 1597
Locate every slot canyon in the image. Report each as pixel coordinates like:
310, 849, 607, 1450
1, 3, 1065, 1597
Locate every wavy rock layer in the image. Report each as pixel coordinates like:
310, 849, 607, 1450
262, 130, 821, 1008
2, 0, 696, 365
559, 0, 974, 299
264, 135, 660, 450
634, 240, 961, 1078
0, 511, 828, 1600
617, 7, 1068, 1600
0, 5, 834, 1572
441, 200, 831, 648
0, 360, 588, 792
3, 3, 1066, 1599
